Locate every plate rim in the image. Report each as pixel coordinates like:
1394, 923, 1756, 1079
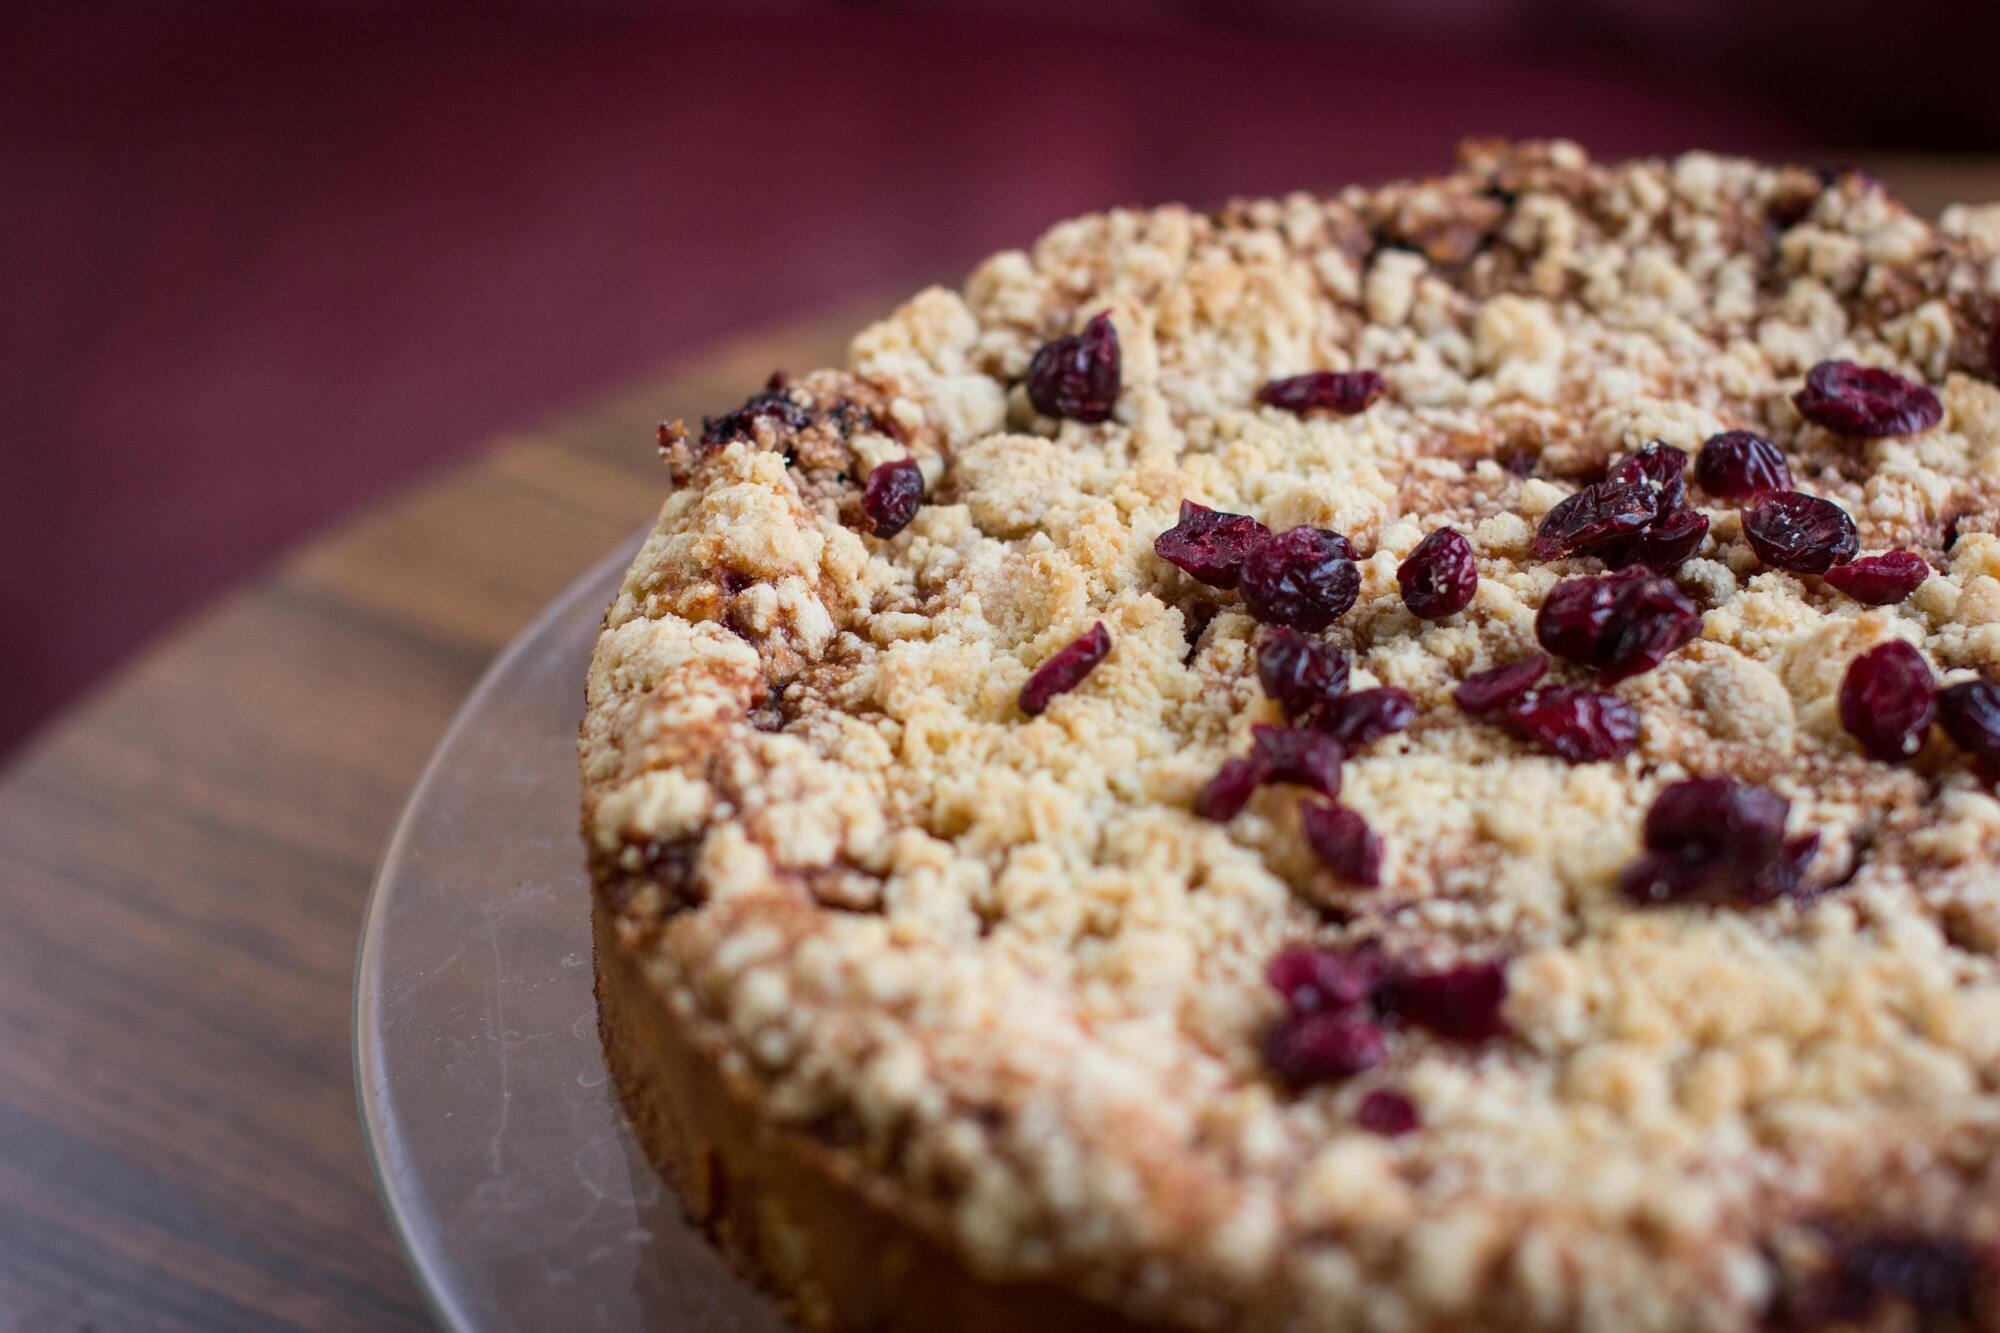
350, 533, 641, 1332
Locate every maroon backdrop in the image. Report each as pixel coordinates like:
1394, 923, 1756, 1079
5, 1, 1989, 755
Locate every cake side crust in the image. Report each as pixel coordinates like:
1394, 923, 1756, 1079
593, 898, 1172, 1333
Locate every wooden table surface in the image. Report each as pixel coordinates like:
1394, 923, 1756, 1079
4, 159, 1998, 1333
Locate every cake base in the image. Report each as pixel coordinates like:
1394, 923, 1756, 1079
593, 901, 1154, 1333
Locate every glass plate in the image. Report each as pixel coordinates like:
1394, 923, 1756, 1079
354, 536, 789, 1332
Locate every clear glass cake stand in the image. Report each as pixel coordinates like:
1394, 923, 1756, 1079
353, 537, 790, 1332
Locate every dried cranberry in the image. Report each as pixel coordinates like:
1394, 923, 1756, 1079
701, 385, 810, 445
1833, 1236, 1986, 1326
1378, 960, 1509, 1041
1354, 1088, 1420, 1137
1263, 1011, 1386, 1087
1602, 508, 1710, 575
1536, 568, 1701, 685
1498, 687, 1641, 762
1607, 441, 1689, 512
1794, 359, 1942, 438
1398, 528, 1478, 619
1155, 500, 1271, 589
861, 458, 924, 537
1822, 550, 1929, 605
1018, 622, 1112, 717
1256, 627, 1349, 719
1302, 801, 1383, 885
1743, 492, 1860, 575
1530, 481, 1661, 561
1266, 944, 1387, 1013
1938, 678, 2000, 772
1455, 654, 1548, 714
1647, 778, 1787, 864
1263, 945, 1507, 1088
1250, 724, 1343, 798
1536, 444, 1705, 572
1257, 369, 1387, 416
1695, 430, 1793, 499
1194, 756, 1264, 821
1026, 313, 1120, 423
1752, 833, 1823, 905
1775, 1231, 1988, 1330
1838, 640, 1935, 762
1240, 527, 1362, 632
1307, 688, 1416, 751
1620, 778, 1795, 906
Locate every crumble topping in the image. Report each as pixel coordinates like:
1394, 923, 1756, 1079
584, 141, 2000, 1331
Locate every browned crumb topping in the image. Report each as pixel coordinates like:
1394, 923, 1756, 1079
584, 141, 2000, 1332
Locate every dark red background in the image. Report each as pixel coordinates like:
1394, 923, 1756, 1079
5, 2, 1996, 755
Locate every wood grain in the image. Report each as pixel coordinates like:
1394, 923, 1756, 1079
0, 157, 1993, 1333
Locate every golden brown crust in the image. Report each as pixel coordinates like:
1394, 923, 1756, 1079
594, 899, 1162, 1333
585, 141, 2000, 1332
